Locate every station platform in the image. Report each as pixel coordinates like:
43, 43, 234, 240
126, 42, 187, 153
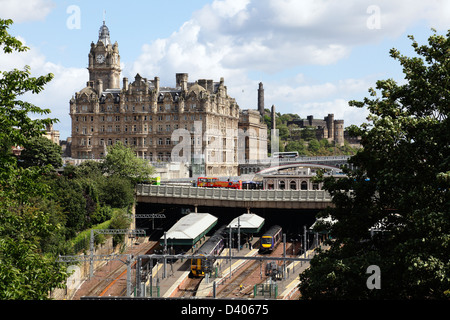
144, 237, 259, 298
142, 238, 321, 300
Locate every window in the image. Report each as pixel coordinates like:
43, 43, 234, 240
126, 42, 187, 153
290, 181, 297, 190
301, 181, 308, 190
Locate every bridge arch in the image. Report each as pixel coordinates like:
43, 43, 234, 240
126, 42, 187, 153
256, 162, 343, 175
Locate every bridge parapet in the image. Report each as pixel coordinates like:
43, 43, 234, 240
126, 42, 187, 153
136, 185, 333, 210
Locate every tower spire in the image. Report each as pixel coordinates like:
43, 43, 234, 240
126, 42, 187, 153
98, 13, 111, 46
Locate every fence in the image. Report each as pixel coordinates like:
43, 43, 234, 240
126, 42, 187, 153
253, 283, 278, 299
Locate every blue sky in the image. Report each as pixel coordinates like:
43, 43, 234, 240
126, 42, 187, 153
2, 0, 450, 141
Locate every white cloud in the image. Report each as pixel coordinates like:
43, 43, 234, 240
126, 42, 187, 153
0, 0, 55, 23
128, 0, 449, 127
131, 0, 446, 83
0, 40, 87, 140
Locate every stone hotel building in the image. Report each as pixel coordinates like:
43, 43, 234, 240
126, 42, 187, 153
69, 22, 267, 176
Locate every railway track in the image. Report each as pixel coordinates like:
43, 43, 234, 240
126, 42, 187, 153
216, 244, 288, 298
216, 259, 260, 298
73, 241, 159, 299
177, 277, 203, 298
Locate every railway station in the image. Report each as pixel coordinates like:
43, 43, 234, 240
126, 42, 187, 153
135, 235, 319, 300
226, 213, 265, 234
159, 212, 218, 247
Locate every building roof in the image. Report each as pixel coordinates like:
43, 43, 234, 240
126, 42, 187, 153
98, 21, 111, 46
160, 213, 218, 246
227, 213, 265, 233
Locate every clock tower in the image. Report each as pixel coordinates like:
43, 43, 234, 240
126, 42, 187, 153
88, 21, 121, 89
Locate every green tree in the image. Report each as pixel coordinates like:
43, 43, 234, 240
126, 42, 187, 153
307, 139, 320, 154
19, 135, 62, 169
102, 141, 154, 184
98, 175, 134, 208
285, 140, 307, 155
299, 30, 450, 299
0, 19, 67, 299
301, 126, 316, 141
0, 19, 57, 166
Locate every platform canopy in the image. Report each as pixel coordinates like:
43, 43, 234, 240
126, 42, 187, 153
227, 213, 265, 233
160, 213, 217, 246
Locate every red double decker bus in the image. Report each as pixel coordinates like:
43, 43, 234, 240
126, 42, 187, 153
197, 177, 242, 189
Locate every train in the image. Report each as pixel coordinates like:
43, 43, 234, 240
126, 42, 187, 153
197, 177, 243, 189
259, 225, 282, 253
190, 226, 226, 277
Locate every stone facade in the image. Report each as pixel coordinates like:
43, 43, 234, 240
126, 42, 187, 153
288, 114, 345, 146
69, 22, 267, 177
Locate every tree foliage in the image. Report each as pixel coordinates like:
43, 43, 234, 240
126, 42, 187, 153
0, 19, 57, 167
0, 19, 68, 299
102, 141, 154, 183
19, 135, 62, 169
299, 30, 450, 299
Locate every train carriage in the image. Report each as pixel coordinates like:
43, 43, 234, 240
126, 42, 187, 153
259, 225, 282, 253
190, 226, 226, 277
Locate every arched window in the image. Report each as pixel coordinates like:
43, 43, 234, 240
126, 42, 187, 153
301, 181, 308, 190
290, 181, 297, 190
279, 181, 285, 190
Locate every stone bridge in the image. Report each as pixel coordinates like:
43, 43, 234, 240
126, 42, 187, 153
136, 184, 333, 210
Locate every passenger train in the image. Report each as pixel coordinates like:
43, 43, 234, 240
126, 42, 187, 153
259, 225, 283, 253
190, 226, 226, 277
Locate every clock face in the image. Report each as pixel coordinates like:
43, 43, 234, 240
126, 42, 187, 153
96, 54, 105, 63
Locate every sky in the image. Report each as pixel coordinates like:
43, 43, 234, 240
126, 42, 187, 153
2, 0, 450, 141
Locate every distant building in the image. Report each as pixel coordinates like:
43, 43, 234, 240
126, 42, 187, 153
69, 21, 267, 176
43, 124, 60, 145
287, 114, 344, 146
